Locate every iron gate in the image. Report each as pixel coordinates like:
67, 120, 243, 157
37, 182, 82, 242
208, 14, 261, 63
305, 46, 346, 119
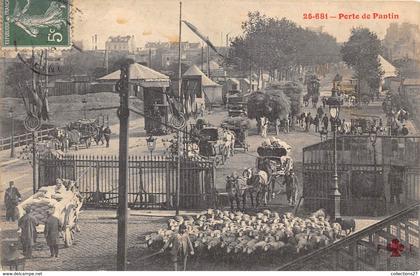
38, 155, 216, 210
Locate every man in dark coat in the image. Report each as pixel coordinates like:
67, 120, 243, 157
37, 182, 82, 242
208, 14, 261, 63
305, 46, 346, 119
18, 207, 39, 258
103, 126, 111, 148
160, 223, 194, 271
389, 170, 403, 205
322, 114, 329, 131
317, 106, 324, 118
313, 115, 320, 132
44, 210, 61, 258
305, 112, 312, 132
283, 170, 298, 205
4, 181, 21, 221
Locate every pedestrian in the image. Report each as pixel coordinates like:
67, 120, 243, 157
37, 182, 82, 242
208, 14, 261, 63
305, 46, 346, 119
44, 209, 61, 258
4, 181, 21, 221
260, 117, 269, 138
18, 206, 39, 258
317, 106, 324, 118
159, 223, 194, 271
283, 170, 298, 205
97, 125, 104, 145
322, 97, 326, 108
313, 114, 320, 132
322, 114, 329, 131
103, 126, 111, 148
305, 112, 312, 132
275, 118, 281, 136
389, 169, 403, 205
320, 127, 328, 141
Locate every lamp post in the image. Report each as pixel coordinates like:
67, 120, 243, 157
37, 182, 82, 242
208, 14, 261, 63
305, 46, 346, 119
9, 107, 15, 158
146, 135, 156, 158
82, 98, 87, 119
327, 88, 341, 221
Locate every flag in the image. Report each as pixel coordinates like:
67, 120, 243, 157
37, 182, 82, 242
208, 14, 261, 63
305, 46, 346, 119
182, 20, 224, 57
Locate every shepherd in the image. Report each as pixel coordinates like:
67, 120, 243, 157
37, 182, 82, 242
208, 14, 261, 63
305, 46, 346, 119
18, 206, 39, 258
44, 209, 61, 258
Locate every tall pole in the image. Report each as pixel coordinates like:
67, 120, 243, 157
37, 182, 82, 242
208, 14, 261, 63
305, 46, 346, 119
32, 131, 37, 194
176, 1, 182, 216
206, 41, 210, 77
249, 56, 252, 92
148, 48, 152, 69
116, 62, 130, 271
10, 109, 14, 158
331, 119, 341, 220
201, 46, 204, 71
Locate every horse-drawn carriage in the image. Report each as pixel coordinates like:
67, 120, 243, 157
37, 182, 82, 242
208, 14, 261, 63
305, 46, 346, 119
198, 126, 235, 165
52, 119, 101, 151
221, 116, 250, 152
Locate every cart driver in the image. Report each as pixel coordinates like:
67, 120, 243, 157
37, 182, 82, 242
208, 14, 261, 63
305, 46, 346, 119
55, 179, 66, 194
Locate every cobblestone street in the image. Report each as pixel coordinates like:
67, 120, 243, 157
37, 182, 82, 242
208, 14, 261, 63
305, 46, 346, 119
1, 210, 167, 271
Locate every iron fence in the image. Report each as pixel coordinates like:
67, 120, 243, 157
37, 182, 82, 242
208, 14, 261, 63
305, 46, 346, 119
38, 154, 216, 210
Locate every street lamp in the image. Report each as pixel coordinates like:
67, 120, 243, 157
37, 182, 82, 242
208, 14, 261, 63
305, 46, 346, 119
82, 98, 87, 119
327, 88, 342, 220
9, 107, 15, 158
146, 135, 156, 157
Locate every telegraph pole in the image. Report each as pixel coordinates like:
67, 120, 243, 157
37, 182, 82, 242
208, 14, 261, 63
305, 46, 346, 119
176, 1, 183, 216
116, 61, 130, 271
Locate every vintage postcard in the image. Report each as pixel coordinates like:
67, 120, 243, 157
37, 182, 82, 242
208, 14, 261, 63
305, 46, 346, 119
0, 0, 419, 273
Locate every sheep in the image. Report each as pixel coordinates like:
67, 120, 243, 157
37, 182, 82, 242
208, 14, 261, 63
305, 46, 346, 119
265, 241, 285, 252
335, 218, 356, 236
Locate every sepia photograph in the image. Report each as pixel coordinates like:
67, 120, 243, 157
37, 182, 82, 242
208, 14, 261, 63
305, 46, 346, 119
0, 0, 419, 272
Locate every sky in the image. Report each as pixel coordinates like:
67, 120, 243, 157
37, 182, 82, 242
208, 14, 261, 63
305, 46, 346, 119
73, 0, 420, 49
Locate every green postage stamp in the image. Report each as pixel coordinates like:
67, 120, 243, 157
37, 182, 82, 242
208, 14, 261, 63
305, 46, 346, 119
2, 0, 70, 47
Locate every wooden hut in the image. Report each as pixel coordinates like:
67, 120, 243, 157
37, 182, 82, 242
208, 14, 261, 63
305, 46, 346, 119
98, 63, 170, 134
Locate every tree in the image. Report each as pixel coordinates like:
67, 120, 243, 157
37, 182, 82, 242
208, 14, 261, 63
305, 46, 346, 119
5, 61, 32, 97
228, 12, 340, 79
341, 28, 384, 97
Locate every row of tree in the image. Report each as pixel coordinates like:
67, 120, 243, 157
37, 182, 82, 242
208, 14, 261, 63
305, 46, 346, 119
228, 12, 341, 79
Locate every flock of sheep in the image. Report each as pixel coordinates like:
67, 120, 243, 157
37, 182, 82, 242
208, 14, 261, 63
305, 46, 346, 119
145, 209, 355, 261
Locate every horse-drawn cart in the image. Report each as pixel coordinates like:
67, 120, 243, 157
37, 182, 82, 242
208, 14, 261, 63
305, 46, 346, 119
68, 119, 100, 148
198, 127, 233, 165
221, 116, 250, 152
16, 180, 83, 248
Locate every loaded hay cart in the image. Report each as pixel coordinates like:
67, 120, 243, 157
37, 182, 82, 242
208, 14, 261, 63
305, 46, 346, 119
16, 179, 83, 248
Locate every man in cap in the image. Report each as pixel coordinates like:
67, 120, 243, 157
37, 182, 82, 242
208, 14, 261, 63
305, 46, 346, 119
159, 223, 194, 271
283, 170, 299, 205
4, 181, 21, 221
44, 209, 61, 258
18, 206, 39, 258
55, 178, 66, 194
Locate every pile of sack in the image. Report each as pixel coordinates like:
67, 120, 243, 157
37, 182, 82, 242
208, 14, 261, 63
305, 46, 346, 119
17, 178, 77, 225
